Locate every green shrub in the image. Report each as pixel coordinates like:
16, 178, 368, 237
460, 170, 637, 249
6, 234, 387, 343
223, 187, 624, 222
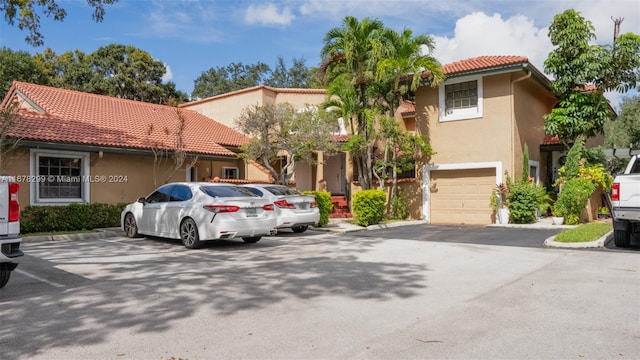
353, 189, 386, 226
553, 178, 596, 225
302, 190, 332, 227
389, 188, 409, 220
21, 203, 127, 234
508, 181, 546, 224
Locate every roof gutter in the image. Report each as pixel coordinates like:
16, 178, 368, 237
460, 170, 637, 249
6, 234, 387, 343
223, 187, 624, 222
17, 140, 237, 160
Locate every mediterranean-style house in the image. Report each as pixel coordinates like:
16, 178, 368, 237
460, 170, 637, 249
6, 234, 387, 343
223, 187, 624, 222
1, 55, 606, 225
408, 55, 604, 224
181, 85, 351, 196
0, 81, 253, 206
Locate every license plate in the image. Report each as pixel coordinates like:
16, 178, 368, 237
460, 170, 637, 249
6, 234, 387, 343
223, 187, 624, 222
245, 208, 257, 217
299, 203, 308, 210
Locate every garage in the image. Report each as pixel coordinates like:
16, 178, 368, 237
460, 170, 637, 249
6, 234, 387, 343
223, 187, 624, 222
429, 168, 496, 225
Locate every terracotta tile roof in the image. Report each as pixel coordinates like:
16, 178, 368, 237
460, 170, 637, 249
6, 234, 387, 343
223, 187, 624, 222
4, 81, 250, 156
442, 56, 529, 75
331, 134, 350, 142
180, 84, 327, 107
400, 100, 415, 117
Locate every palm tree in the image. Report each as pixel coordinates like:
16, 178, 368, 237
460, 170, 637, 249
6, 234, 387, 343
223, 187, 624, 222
376, 28, 444, 115
321, 16, 387, 190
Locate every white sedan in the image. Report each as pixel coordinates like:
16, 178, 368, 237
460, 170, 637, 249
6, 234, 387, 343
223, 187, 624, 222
121, 182, 277, 249
240, 184, 320, 233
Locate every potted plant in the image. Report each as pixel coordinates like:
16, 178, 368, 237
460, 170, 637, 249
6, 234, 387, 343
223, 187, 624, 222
551, 201, 566, 225
494, 182, 510, 224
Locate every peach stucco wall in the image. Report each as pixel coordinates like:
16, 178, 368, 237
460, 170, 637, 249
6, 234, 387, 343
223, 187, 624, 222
2, 147, 243, 206
183, 88, 327, 132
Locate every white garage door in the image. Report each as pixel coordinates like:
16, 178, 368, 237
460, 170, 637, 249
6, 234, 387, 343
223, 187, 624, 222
430, 168, 495, 225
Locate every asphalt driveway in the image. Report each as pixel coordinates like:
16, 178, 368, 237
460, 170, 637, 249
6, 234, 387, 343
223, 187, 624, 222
351, 224, 562, 248
2, 226, 638, 359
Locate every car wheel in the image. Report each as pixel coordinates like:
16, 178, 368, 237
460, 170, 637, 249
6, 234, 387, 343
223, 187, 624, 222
614, 229, 631, 248
0, 268, 11, 288
180, 218, 202, 249
124, 213, 139, 238
242, 236, 261, 243
291, 225, 308, 233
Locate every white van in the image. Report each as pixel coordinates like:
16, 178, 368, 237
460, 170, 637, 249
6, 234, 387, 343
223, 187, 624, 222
0, 176, 23, 288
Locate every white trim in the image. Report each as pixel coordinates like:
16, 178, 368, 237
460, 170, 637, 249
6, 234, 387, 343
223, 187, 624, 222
29, 149, 91, 206
438, 75, 483, 122
422, 161, 503, 223
529, 160, 540, 184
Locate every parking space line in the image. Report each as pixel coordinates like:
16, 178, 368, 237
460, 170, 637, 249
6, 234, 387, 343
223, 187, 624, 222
15, 269, 65, 288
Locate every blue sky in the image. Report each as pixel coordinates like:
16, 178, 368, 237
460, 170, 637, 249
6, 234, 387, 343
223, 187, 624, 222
1, 0, 638, 105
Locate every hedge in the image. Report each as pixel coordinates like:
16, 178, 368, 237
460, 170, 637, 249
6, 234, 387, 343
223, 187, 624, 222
353, 189, 386, 226
21, 203, 128, 234
302, 190, 333, 227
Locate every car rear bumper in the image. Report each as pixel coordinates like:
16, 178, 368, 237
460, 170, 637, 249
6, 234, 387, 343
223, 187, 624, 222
0, 236, 23, 263
201, 218, 277, 240
276, 211, 320, 229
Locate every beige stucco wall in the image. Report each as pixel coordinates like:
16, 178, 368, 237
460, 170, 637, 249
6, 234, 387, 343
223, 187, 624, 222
183, 88, 327, 132
2, 147, 244, 206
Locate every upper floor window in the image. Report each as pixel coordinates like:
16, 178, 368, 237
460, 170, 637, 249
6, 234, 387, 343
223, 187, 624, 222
439, 75, 483, 122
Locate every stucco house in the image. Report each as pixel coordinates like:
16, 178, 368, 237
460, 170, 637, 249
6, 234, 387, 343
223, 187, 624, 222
181, 85, 351, 196
0, 81, 252, 206
407, 56, 604, 225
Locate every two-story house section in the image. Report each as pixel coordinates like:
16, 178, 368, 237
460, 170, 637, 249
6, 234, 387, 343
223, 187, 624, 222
414, 56, 603, 225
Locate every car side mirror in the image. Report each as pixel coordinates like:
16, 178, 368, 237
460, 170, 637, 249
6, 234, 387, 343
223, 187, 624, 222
137, 197, 147, 204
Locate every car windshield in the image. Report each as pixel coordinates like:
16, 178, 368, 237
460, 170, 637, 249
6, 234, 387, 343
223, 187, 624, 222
264, 186, 301, 196
200, 185, 258, 198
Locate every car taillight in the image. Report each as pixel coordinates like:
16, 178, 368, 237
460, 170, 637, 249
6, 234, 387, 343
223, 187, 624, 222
203, 205, 240, 213
611, 183, 620, 201
274, 199, 295, 209
8, 182, 19, 222
263, 204, 274, 211
310, 201, 317, 208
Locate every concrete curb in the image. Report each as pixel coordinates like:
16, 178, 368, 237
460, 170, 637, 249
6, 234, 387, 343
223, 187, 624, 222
22, 227, 124, 243
312, 220, 429, 234
543, 230, 614, 249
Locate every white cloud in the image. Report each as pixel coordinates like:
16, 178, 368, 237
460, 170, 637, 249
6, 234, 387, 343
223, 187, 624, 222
162, 64, 173, 83
433, 12, 552, 74
245, 3, 294, 26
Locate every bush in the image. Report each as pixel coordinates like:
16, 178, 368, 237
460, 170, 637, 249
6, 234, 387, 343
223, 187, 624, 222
353, 189, 386, 226
508, 181, 546, 224
389, 188, 409, 220
302, 190, 332, 227
21, 203, 127, 234
553, 178, 596, 225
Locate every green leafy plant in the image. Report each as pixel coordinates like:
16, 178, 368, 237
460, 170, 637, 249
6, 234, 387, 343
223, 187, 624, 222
21, 203, 127, 234
552, 178, 596, 225
353, 189, 386, 226
508, 180, 546, 224
302, 190, 333, 227
389, 187, 409, 220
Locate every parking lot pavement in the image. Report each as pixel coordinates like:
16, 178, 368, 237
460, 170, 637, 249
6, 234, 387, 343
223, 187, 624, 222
1, 228, 638, 360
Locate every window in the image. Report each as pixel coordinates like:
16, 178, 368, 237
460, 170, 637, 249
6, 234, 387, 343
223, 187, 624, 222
445, 81, 477, 110
439, 75, 483, 122
200, 185, 257, 198
30, 150, 90, 205
170, 185, 193, 202
146, 185, 173, 203
222, 167, 238, 179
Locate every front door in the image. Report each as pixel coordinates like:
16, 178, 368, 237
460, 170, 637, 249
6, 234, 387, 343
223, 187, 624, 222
324, 153, 345, 194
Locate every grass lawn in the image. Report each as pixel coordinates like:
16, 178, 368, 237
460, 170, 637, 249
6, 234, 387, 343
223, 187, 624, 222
555, 222, 613, 243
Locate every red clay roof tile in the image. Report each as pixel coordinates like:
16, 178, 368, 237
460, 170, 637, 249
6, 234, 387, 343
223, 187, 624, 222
442, 55, 529, 75
4, 82, 250, 156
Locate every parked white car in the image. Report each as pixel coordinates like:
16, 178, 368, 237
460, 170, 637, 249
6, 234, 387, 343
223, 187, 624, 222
0, 176, 23, 288
240, 184, 319, 233
121, 182, 277, 249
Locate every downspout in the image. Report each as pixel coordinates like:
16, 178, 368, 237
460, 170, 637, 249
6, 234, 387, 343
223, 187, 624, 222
509, 66, 532, 182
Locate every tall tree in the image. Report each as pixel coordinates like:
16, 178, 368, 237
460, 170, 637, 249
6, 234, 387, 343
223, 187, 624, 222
1, 0, 118, 46
604, 95, 640, 148
543, 10, 640, 144
191, 62, 270, 99
376, 28, 444, 115
236, 103, 338, 185
0, 47, 50, 94
265, 56, 314, 88
321, 16, 387, 190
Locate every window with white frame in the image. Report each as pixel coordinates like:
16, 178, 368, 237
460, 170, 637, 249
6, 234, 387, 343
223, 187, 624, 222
439, 75, 483, 122
222, 166, 238, 179
30, 149, 90, 205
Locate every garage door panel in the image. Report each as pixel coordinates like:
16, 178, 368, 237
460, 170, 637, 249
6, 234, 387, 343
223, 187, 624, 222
430, 168, 495, 225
